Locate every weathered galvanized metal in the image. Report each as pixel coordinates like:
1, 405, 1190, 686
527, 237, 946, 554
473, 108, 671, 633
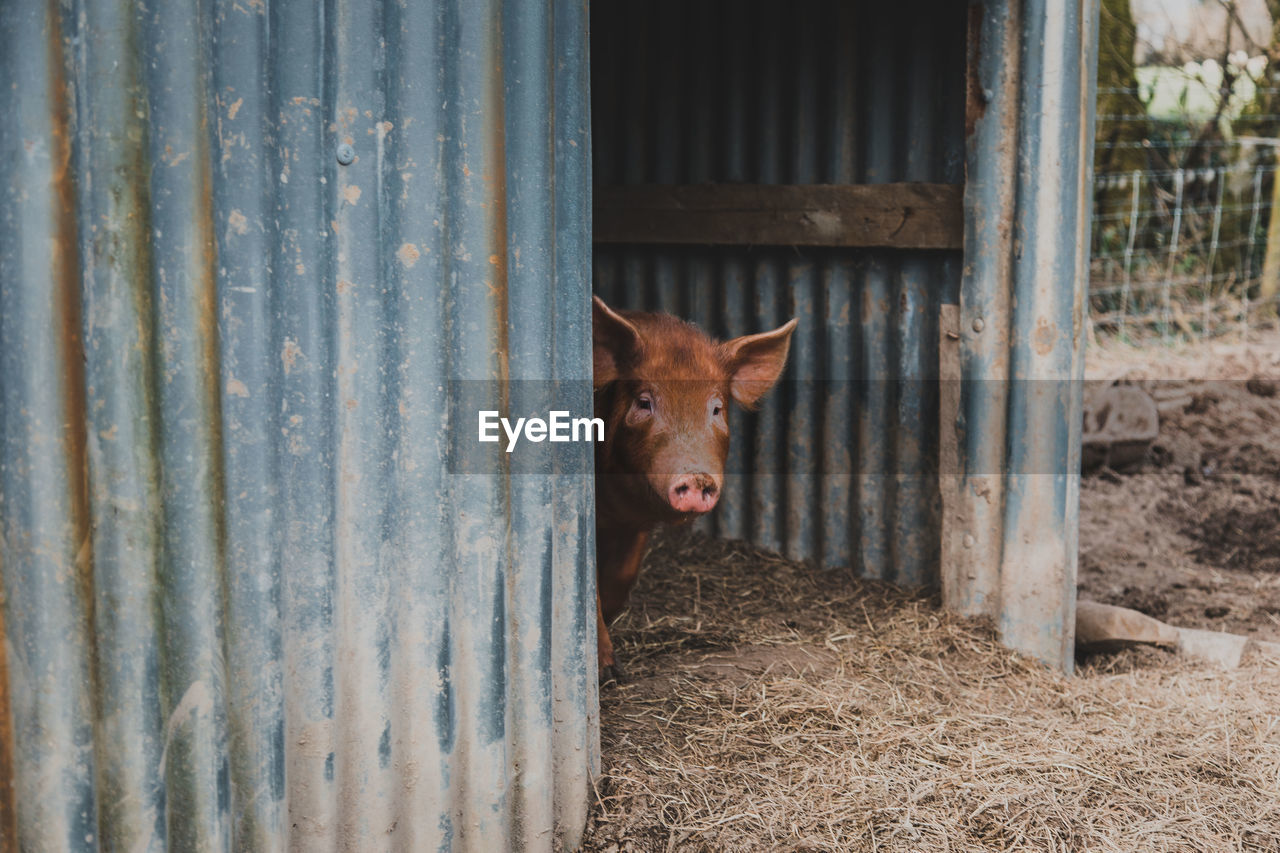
0, 0, 595, 849
944, 0, 1097, 673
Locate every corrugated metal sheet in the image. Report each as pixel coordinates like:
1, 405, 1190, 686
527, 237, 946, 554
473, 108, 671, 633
944, 0, 1097, 672
0, 0, 595, 849
592, 0, 967, 584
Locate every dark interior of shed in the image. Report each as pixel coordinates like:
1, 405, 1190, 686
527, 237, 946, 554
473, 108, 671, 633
586, 0, 969, 577
589, 0, 967, 259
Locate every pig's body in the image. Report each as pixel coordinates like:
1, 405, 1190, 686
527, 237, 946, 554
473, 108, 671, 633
591, 297, 796, 681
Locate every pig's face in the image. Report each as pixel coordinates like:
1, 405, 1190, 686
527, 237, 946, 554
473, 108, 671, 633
592, 296, 796, 527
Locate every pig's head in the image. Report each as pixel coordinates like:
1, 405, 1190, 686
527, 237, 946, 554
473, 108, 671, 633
592, 295, 797, 527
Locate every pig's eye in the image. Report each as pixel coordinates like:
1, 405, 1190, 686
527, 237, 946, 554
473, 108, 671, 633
625, 392, 655, 426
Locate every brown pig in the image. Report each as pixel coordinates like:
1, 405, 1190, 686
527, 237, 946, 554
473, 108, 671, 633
591, 295, 797, 682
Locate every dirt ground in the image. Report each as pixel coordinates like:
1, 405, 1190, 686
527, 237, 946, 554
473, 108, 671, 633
579, 329, 1280, 852
1081, 331, 1280, 642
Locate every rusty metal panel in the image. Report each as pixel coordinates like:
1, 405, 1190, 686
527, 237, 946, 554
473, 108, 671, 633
0, 0, 595, 849
945, 0, 1097, 672
592, 0, 967, 584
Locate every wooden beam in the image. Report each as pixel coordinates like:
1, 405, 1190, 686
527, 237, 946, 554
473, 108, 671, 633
593, 183, 964, 249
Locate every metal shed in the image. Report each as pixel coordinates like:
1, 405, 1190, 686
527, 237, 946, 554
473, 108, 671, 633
0, 0, 1095, 850
593, 0, 1095, 674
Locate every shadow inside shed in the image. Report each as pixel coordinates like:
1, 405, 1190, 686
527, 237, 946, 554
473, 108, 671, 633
591, 0, 967, 583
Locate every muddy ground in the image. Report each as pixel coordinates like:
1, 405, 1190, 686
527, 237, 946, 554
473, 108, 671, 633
1080, 335, 1280, 642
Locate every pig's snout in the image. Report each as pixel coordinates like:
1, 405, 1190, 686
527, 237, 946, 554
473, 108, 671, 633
667, 472, 720, 514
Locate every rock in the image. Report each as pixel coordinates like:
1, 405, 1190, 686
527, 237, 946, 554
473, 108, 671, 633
1082, 384, 1160, 473
1245, 377, 1278, 398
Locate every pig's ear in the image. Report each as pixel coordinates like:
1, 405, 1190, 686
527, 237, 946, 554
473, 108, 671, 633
721, 318, 798, 409
592, 295, 642, 389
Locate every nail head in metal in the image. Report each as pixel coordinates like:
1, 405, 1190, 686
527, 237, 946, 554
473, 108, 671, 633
336, 143, 355, 165
972, 317, 985, 333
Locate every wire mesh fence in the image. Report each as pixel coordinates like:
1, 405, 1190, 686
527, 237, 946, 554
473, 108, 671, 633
1090, 83, 1280, 343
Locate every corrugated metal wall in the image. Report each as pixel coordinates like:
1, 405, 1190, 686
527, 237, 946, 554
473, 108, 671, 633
0, 0, 595, 849
592, 0, 967, 584
944, 0, 1097, 673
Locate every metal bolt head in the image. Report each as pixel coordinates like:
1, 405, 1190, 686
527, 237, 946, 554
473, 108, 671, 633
336, 143, 355, 165
971, 317, 985, 333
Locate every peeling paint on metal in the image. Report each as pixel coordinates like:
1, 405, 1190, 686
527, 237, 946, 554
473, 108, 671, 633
1032, 317, 1059, 357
